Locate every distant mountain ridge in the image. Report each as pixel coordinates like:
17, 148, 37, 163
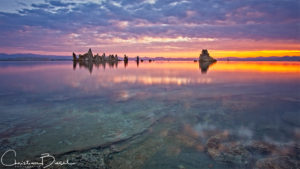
0, 53, 299, 61
0, 53, 70, 61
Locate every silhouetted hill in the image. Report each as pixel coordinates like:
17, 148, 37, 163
0, 53, 70, 61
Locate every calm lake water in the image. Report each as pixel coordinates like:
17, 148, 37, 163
0, 61, 299, 169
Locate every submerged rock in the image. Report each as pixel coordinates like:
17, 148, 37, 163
255, 156, 298, 169
206, 135, 222, 158
246, 141, 275, 155
217, 145, 251, 166
206, 133, 251, 166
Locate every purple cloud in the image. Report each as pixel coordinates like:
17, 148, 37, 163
0, 0, 299, 54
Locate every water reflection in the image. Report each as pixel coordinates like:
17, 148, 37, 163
199, 61, 216, 74
73, 60, 119, 73
72, 60, 300, 76
73, 60, 217, 74
124, 60, 128, 68
0, 61, 299, 169
73, 60, 140, 72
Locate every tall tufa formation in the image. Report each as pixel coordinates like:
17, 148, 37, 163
199, 49, 217, 62
124, 54, 128, 62
72, 52, 77, 61
87, 48, 93, 61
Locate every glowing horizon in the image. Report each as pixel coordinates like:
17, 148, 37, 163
1, 50, 299, 58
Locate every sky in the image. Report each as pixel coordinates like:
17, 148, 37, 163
0, 0, 299, 58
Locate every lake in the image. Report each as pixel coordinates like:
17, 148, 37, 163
0, 61, 299, 169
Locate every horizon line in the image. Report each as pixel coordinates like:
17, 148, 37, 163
0, 52, 300, 58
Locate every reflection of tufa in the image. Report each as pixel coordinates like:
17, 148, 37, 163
199, 49, 217, 62
199, 61, 215, 74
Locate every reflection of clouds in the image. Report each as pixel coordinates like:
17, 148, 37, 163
193, 123, 253, 140
263, 136, 294, 146
67, 74, 212, 92
236, 126, 253, 139
113, 76, 212, 85
69, 80, 80, 88
294, 128, 300, 140
194, 123, 217, 137
2, 61, 299, 94
281, 97, 300, 103
176, 124, 204, 151
261, 135, 298, 156
114, 90, 130, 101
65, 61, 300, 93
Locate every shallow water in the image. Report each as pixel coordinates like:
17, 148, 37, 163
0, 61, 299, 169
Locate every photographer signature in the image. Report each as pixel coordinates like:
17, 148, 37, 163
1, 149, 76, 168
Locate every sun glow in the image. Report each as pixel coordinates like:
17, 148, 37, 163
211, 61, 300, 73
211, 50, 300, 58
121, 50, 300, 58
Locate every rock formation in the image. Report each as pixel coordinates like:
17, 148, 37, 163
73, 49, 121, 62
72, 49, 122, 73
124, 55, 128, 62
136, 56, 140, 67
255, 156, 298, 169
205, 133, 251, 167
199, 49, 217, 62
87, 48, 93, 60
72, 52, 77, 61
123, 55, 128, 67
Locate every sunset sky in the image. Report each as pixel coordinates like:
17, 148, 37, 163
0, 0, 299, 58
